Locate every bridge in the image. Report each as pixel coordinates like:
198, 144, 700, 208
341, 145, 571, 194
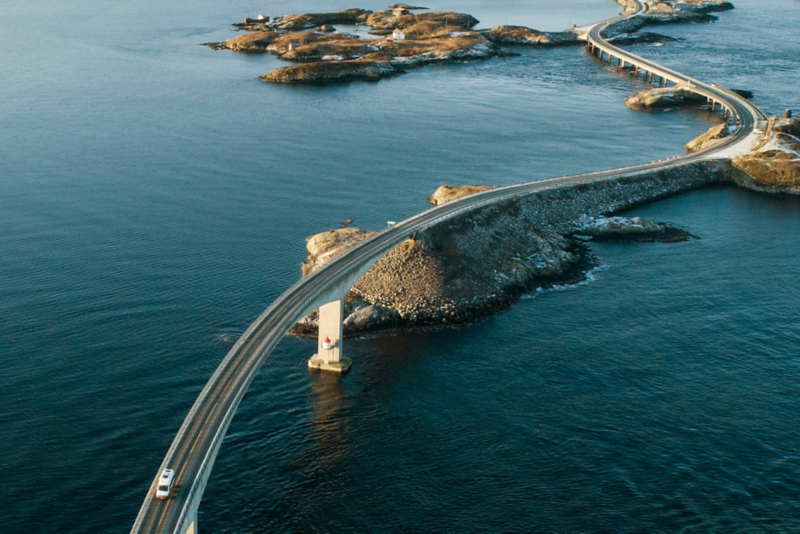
131, 1, 766, 532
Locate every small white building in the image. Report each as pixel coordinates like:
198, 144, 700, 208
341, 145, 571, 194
392, 28, 405, 40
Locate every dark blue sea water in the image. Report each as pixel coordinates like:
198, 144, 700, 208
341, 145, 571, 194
1, 0, 799, 531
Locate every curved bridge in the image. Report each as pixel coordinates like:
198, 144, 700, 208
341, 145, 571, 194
131, 1, 766, 532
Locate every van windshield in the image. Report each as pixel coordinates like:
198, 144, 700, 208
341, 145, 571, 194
158, 485, 169, 492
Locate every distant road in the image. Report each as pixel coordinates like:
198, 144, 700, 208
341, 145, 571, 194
131, 1, 766, 532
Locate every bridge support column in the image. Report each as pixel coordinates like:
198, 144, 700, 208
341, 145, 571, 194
308, 300, 351, 374
648, 72, 653, 83
662, 78, 667, 87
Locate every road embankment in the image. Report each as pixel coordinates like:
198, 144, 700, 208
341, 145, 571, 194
293, 159, 746, 337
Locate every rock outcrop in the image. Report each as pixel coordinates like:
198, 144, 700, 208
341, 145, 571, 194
603, 0, 734, 37
684, 123, 730, 153
625, 84, 707, 110
293, 161, 737, 338
484, 25, 580, 46
261, 57, 402, 84
261, 33, 500, 83
207, 1, 735, 85
606, 32, 678, 45
733, 117, 800, 194
573, 216, 695, 242
302, 227, 376, 275
426, 185, 495, 206
205, 31, 278, 51
366, 10, 478, 33
270, 9, 372, 30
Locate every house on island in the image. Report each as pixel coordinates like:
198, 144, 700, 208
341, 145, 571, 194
392, 28, 405, 40
287, 42, 302, 50
392, 7, 409, 17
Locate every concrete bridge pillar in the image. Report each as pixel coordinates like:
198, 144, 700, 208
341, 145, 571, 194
648, 72, 653, 82
308, 300, 351, 374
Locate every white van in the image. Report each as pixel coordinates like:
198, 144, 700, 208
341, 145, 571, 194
156, 468, 175, 499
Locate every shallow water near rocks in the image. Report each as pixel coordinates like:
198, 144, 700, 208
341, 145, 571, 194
1, 0, 799, 531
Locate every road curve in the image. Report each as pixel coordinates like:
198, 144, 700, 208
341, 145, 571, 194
131, 2, 766, 532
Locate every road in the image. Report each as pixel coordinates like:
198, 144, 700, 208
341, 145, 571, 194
131, 1, 766, 532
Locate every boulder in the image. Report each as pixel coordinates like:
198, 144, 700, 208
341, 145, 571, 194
684, 123, 730, 153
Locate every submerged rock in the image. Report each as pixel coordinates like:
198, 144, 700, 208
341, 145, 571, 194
427, 185, 495, 206
684, 123, 730, 153
574, 217, 696, 242
733, 117, 800, 194
625, 84, 707, 110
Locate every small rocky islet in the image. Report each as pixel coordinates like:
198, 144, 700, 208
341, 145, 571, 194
204, 1, 732, 84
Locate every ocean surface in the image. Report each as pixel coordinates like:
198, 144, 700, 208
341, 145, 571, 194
1, 0, 799, 531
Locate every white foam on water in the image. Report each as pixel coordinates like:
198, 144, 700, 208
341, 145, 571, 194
520, 263, 610, 299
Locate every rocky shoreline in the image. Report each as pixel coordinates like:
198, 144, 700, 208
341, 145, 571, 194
291, 160, 739, 338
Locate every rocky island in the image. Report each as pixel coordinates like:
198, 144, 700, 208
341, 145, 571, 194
204, 0, 732, 84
